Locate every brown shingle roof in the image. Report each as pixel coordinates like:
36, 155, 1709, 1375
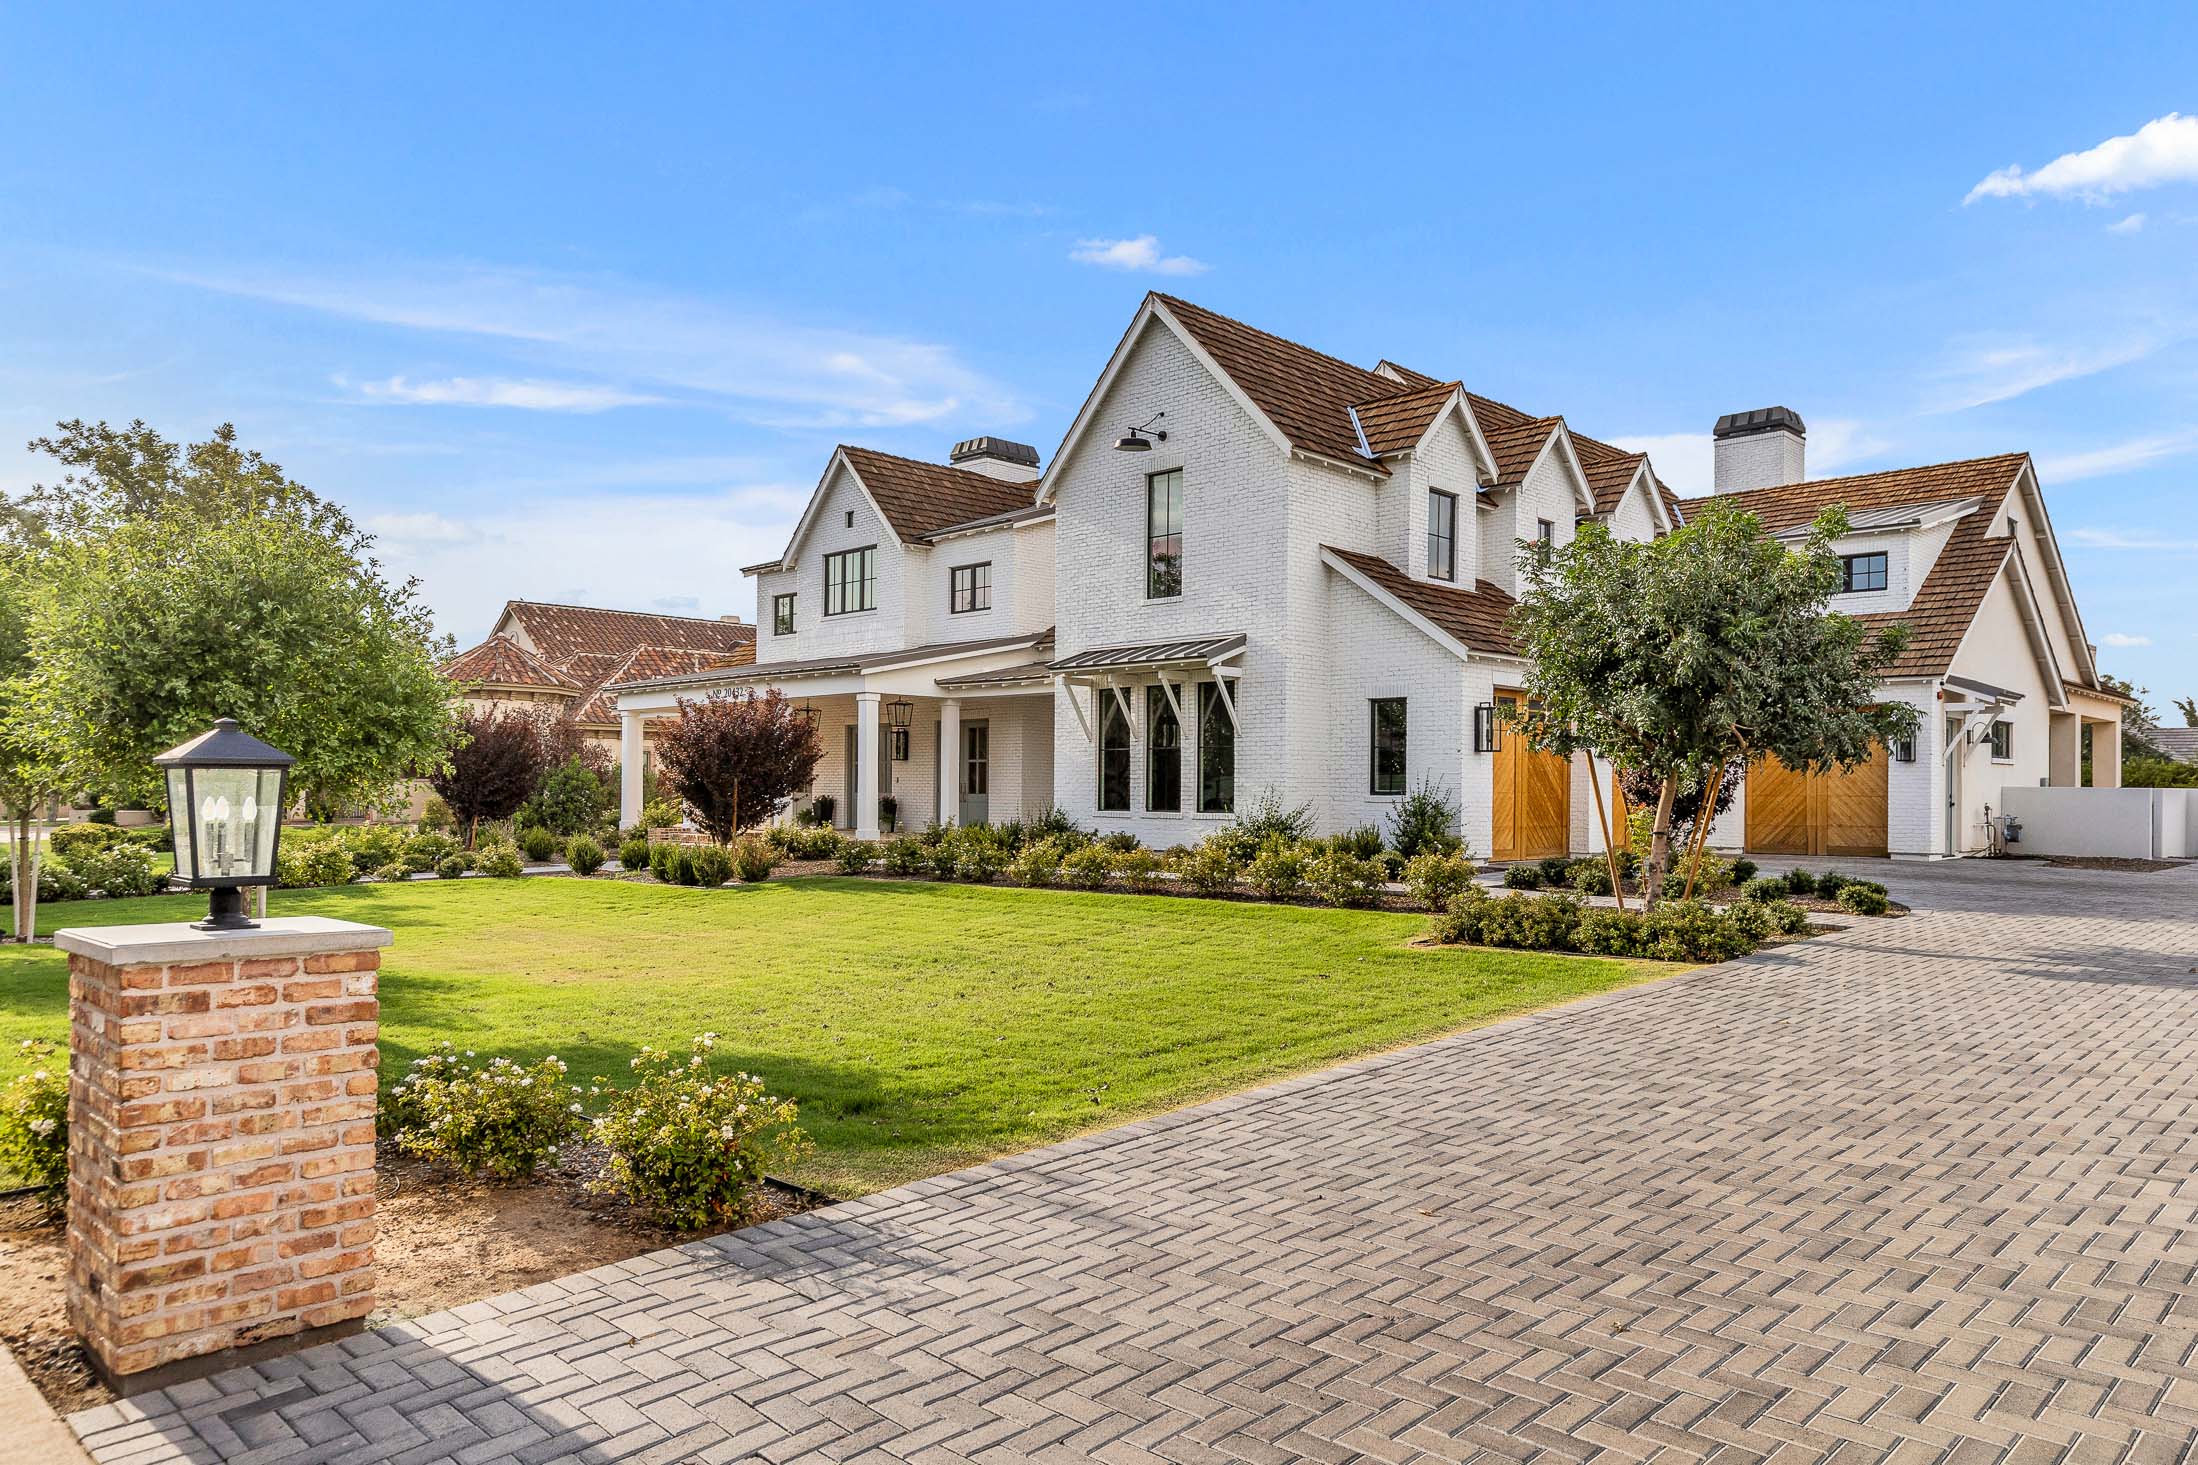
1154, 295, 1399, 470
1571, 436, 1651, 516
1676, 456, 2034, 680
440, 634, 580, 690
839, 447, 1040, 543
1482, 417, 1564, 485
1353, 381, 1462, 456
1325, 546, 1520, 657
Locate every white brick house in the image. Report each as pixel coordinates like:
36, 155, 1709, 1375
617, 292, 2126, 859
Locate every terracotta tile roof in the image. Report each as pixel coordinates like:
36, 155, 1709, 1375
1353, 381, 1461, 456
573, 643, 759, 724
1673, 454, 2029, 535
839, 447, 1041, 544
1675, 456, 2034, 680
501, 601, 756, 664
1325, 546, 1521, 657
440, 634, 579, 690
1154, 295, 1401, 471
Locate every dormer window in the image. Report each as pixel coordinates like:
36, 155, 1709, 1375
1427, 490, 1457, 581
1839, 552, 1888, 594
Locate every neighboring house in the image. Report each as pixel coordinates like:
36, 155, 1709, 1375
2154, 726, 2198, 765
614, 292, 2124, 859
609, 440, 1058, 837
441, 600, 756, 766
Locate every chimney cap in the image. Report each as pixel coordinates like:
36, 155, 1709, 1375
1713, 407, 1806, 440
950, 436, 1040, 468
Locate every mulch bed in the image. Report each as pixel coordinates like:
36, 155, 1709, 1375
2040, 856, 2185, 873
0, 1146, 825, 1417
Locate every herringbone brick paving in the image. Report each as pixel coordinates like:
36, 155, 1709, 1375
70, 860, 2198, 1463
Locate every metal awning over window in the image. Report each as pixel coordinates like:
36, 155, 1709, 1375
1047, 633, 1245, 674
1049, 634, 1245, 745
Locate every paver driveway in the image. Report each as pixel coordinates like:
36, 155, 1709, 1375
73, 861, 2198, 1464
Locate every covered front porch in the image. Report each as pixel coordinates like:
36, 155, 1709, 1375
612, 634, 1056, 840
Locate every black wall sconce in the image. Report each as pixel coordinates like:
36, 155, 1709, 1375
1473, 704, 1501, 753
1114, 412, 1167, 452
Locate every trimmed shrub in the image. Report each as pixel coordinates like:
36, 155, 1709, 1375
1429, 885, 1493, 944
35, 859, 88, 903
882, 836, 930, 876
1574, 907, 1647, 957
280, 842, 356, 890
1742, 876, 1789, 904
1536, 855, 1574, 887
1307, 849, 1385, 908
48, 824, 123, 859
731, 837, 775, 883
835, 841, 878, 874
1246, 837, 1309, 900
476, 842, 526, 879
384, 1044, 585, 1179
1479, 891, 1585, 949
1113, 847, 1163, 892
649, 842, 682, 884
1327, 825, 1385, 861
1170, 839, 1241, 896
1815, 870, 1856, 899
1836, 883, 1890, 916
1783, 867, 1818, 895
686, 843, 734, 887
1099, 831, 1142, 853
371, 862, 409, 883
1727, 901, 1775, 942
1640, 899, 1755, 963
521, 826, 561, 862
1568, 859, 1614, 897
618, 835, 651, 870
1762, 898, 1811, 935
1404, 850, 1476, 912
402, 832, 459, 874
1501, 865, 1543, 890
435, 852, 473, 879
1008, 838, 1065, 888
956, 833, 1011, 883
565, 836, 605, 876
73, 842, 160, 898
1062, 844, 1118, 890
1729, 857, 1759, 886
587, 1036, 811, 1229
0, 1041, 68, 1201
1387, 778, 1464, 859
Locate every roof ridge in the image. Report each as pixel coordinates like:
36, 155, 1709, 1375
840, 442, 1043, 491
1151, 294, 1400, 395
506, 599, 747, 626
1676, 452, 2029, 507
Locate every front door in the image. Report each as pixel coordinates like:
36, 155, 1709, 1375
1491, 689, 1570, 861
960, 721, 990, 826
839, 725, 858, 829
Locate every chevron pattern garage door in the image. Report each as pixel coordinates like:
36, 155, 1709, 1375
1492, 690, 1571, 861
1745, 745, 1888, 857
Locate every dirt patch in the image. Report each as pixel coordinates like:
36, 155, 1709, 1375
0, 1146, 820, 1417
2042, 856, 2184, 873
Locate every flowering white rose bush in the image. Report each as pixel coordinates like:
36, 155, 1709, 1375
588, 1034, 810, 1229
0, 1040, 69, 1200
382, 1042, 586, 1179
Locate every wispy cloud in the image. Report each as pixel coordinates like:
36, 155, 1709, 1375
1966, 112, 2198, 204
2100, 632, 2153, 647
2069, 527, 2198, 552
2036, 430, 2198, 483
155, 261, 1022, 429
1069, 235, 1209, 276
352, 375, 659, 412
2108, 212, 2147, 234
1923, 334, 2155, 413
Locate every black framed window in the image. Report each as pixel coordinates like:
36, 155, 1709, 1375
1147, 685, 1181, 812
772, 593, 796, 636
823, 546, 876, 615
1989, 720, 2013, 760
1536, 518, 1555, 545
1427, 490, 1457, 581
1840, 552, 1888, 594
1147, 469, 1183, 599
950, 561, 991, 614
1198, 680, 1238, 814
1370, 698, 1407, 795
1098, 693, 1131, 811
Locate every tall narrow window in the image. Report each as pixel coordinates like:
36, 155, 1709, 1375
772, 593, 796, 636
1147, 685, 1181, 812
1536, 518, 1555, 545
1098, 692, 1131, 811
1198, 680, 1238, 814
1427, 489, 1457, 581
1839, 552, 1888, 594
1147, 469, 1183, 599
1370, 698, 1407, 795
823, 546, 876, 615
950, 561, 991, 613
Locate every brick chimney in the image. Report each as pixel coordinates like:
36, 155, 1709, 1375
1712, 407, 1806, 493
949, 436, 1041, 483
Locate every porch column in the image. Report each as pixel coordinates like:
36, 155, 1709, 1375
855, 692, 882, 841
619, 707, 646, 829
2093, 718, 2122, 788
938, 699, 961, 827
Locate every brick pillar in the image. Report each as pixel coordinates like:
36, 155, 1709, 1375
57, 915, 392, 1393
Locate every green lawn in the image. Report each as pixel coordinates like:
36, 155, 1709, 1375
0, 877, 1670, 1196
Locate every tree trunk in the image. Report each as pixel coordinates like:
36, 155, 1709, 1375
1642, 774, 1680, 911
7, 807, 41, 945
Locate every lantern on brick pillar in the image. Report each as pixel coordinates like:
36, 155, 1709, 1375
153, 719, 294, 931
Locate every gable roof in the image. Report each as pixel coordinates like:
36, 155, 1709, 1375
838, 446, 1040, 543
1352, 380, 1464, 456
500, 601, 756, 663
440, 634, 580, 691
1154, 295, 1406, 471
1673, 454, 2029, 535
1323, 546, 1522, 658
573, 644, 759, 724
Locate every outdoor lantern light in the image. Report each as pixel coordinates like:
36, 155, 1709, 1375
1114, 411, 1167, 453
154, 718, 294, 931
1891, 733, 1917, 763
884, 697, 913, 728
793, 701, 819, 731
1473, 703, 1501, 754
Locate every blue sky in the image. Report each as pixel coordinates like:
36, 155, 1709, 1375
3, 4, 2193, 708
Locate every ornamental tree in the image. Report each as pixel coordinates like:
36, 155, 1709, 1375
0, 546, 63, 942
653, 690, 821, 843
1507, 499, 1919, 904
430, 708, 548, 845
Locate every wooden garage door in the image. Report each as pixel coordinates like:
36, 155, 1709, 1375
1492, 690, 1570, 861
1745, 744, 1888, 858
